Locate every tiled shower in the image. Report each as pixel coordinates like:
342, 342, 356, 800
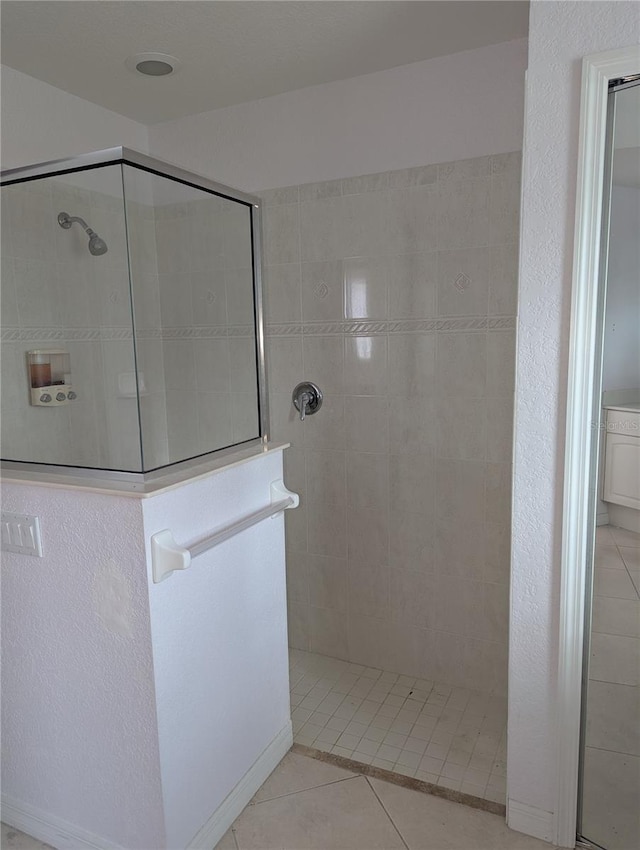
2, 147, 521, 804
261, 151, 521, 696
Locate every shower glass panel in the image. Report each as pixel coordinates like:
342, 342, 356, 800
1, 148, 266, 477
122, 165, 260, 470
1, 165, 141, 470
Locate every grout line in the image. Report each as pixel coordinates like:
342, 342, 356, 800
622, 562, 640, 600
592, 596, 639, 604
230, 825, 240, 850
588, 675, 637, 685
365, 775, 410, 850
589, 635, 640, 644
251, 774, 358, 806
583, 742, 640, 758
590, 626, 640, 637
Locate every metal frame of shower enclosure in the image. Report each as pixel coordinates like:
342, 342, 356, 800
0, 146, 270, 483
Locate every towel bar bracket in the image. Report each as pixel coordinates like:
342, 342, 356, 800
151, 479, 299, 583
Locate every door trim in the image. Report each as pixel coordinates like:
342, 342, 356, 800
557, 44, 640, 849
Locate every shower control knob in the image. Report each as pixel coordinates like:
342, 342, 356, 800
39, 393, 52, 403
292, 382, 323, 421
67, 391, 77, 400
56, 392, 66, 402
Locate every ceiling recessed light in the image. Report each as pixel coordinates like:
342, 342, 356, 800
126, 52, 181, 77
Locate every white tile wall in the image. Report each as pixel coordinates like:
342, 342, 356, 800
262, 152, 521, 694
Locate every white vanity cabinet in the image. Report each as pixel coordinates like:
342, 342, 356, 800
603, 406, 640, 510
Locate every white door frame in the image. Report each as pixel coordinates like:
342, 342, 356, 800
556, 44, 640, 849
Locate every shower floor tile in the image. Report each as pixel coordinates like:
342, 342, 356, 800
289, 649, 507, 805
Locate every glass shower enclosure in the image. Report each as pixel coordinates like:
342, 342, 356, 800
1, 147, 268, 477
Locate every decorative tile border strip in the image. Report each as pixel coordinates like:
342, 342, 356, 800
263, 323, 305, 336
137, 325, 256, 340
0, 329, 22, 341
2, 325, 256, 342
226, 325, 255, 338
487, 317, 517, 329
1, 317, 515, 344
1, 327, 110, 342
266, 316, 516, 337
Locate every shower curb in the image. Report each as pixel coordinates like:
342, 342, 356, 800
291, 742, 506, 817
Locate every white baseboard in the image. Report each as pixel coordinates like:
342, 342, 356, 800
608, 504, 640, 534
2, 721, 292, 850
0, 795, 125, 850
507, 799, 554, 844
186, 720, 293, 850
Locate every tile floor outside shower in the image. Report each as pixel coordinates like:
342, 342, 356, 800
289, 649, 507, 806
215, 751, 558, 850
1, 653, 509, 850
7, 532, 638, 850
581, 524, 640, 850
1, 655, 527, 850
2, 756, 556, 850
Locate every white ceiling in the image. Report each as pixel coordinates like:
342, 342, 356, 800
0, 1, 529, 125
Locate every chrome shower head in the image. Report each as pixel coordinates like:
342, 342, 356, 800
87, 231, 108, 256
57, 211, 108, 256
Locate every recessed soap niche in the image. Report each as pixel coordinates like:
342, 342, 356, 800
27, 349, 76, 407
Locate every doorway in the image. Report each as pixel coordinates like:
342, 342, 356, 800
578, 77, 640, 850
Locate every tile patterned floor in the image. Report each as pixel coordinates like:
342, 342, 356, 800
581, 524, 640, 850
3, 757, 553, 850
216, 751, 555, 850
7, 531, 637, 850
289, 649, 507, 805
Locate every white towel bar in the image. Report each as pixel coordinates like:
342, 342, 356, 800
151, 480, 299, 583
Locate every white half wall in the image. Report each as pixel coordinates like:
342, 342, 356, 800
0, 483, 166, 849
148, 38, 527, 191
0, 65, 148, 169
1, 449, 293, 849
509, 0, 640, 837
141, 450, 292, 849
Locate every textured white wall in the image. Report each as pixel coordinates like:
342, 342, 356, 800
1, 450, 291, 849
0, 65, 148, 169
148, 39, 527, 191
510, 0, 640, 828
0, 483, 166, 849
0, 61, 143, 850
602, 185, 640, 392
142, 451, 291, 849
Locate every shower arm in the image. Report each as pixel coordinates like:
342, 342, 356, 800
57, 212, 96, 235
